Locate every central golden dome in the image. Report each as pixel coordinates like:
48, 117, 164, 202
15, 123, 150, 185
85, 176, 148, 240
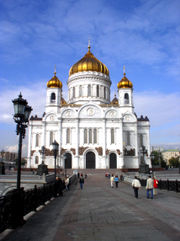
69, 46, 109, 76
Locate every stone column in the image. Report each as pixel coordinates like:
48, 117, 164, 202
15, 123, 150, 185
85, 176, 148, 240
27, 124, 32, 168
59, 119, 62, 168
74, 118, 79, 169
119, 118, 124, 168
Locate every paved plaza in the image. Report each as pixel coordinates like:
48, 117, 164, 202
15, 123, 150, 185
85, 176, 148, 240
1, 173, 180, 241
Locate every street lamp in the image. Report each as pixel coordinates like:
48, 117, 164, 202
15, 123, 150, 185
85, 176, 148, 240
12, 93, 32, 190
52, 140, 59, 179
150, 152, 155, 176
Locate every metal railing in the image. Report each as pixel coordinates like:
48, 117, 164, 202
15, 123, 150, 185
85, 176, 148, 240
139, 179, 180, 192
0, 179, 65, 233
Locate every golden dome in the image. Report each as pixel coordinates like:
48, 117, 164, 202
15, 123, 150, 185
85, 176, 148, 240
69, 45, 109, 77
110, 94, 118, 105
47, 71, 62, 88
117, 73, 133, 89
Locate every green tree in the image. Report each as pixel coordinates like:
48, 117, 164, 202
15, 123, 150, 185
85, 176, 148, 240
169, 157, 180, 168
151, 151, 163, 166
14, 158, 26, 167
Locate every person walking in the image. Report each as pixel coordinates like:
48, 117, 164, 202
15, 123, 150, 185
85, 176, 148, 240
114, 175, 119, 188
132, 176, 141, 198
153, 176, 158, 195
146, 175, 154, 199
110, 174, 114, 188
79, 174, 84, 190
65, 177, 70, 191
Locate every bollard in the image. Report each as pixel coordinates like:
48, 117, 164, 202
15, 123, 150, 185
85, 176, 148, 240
175, 180, 179, 192
167, 179, 169, 191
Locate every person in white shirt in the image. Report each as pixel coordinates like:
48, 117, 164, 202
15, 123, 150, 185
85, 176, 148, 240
146, 175, 154, 199
110, 174, 114, 188
132, 176, 141, 198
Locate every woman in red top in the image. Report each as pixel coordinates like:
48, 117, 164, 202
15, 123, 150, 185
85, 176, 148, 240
153, 177, 158, 195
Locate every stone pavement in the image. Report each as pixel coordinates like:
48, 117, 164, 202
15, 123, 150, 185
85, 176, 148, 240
1, 173, 180, 241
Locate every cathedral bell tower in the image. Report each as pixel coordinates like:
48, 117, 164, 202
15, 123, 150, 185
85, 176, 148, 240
117, 68, 134, 112
45, 68, 62, 113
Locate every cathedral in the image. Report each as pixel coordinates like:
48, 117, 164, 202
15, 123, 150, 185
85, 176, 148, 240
27, 44, 151, 170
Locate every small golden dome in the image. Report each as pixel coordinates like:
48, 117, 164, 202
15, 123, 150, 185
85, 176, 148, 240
111, 94, 118, 105
69, 45, 109, 77
117, 73, 133, 89
47, 71, 62, 88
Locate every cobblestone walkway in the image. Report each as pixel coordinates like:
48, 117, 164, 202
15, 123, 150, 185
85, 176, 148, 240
1, 174, 180, 241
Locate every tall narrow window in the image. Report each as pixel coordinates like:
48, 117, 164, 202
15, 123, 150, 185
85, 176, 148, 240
111, 128, 115, 144
88, 85, 91, 97
89, 129, 92, 143
66, 128, 70, 144
94, 129, 97, 144
124, 93, 129, 104
84, 128, 87, 144
50, 131, 54, 145
127, 131, 131, 145
73, 87, 75, 98
36, 134, 39, 147
35, 156, 39, 164
104, 86, 106, 99
97, 85, 99, 97
79, 85, 82, 97
50, 93, 56, 103
140, 134, 143, 147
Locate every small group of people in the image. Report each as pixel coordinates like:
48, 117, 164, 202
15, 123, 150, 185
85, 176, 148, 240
110, 174, 119, 188
132, 175, 159, 199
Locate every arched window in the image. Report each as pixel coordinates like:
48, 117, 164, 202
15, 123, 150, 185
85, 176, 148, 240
124, 93, 129, 104
111, 128, 115, 144
50, 131, 54, 145
35, 134, 39, 147
73, 87, 75, 98
89, 128, 92, 143
50, 93, 56, 103
88, 85, 91, 97
104, 87, 106, 99
79, 85, 82, 97
127, 131, 131, 145
94, 129, 97, 144
97, 85, 99, 97
35, 156, 39, 164
66, 128, 70, 144
84, 128, 87, 144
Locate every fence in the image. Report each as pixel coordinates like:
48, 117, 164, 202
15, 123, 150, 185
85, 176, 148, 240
0, 178, 65, 233
139, 179, 180, 192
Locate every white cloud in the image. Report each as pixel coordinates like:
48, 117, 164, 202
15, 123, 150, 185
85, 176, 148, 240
134, 91, 180, 126
0, 81, 46, 123
5, 144, 27, 155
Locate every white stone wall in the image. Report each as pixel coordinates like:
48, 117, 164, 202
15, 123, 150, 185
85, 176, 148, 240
27, 71, 151, 170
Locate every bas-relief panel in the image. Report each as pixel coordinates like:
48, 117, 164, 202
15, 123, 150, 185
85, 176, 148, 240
123, 114, 135, 122
62, 110, 76, 118
105, 110, 118, 118
79, 106, 101, 118
46, 114, 58, 122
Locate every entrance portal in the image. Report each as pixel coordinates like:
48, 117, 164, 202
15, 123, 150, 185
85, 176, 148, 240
64, 153, 72, 169
86, 152, 95, 169
109, 153, 117, 168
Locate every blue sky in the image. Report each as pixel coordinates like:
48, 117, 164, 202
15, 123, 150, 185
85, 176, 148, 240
0, 0, 180, 154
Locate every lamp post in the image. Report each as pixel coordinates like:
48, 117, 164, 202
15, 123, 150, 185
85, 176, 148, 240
52, 140, 59, 179
12, 93, 32, 190
150, 152, 155, 176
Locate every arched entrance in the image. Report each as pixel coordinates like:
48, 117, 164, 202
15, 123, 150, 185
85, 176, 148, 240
64, 153, 72, 169
109, 153, 117, 168
86, 151, 95, 169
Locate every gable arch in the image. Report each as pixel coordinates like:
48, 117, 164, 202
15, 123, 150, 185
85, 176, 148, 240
78, 103, 103, 118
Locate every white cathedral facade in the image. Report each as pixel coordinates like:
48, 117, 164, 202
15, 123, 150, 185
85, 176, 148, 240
27, 45, 151, 170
